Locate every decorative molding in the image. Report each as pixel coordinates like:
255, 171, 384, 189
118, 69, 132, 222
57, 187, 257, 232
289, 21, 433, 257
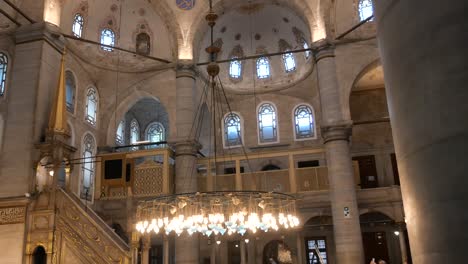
312, 40, 335, 62
176, 61, 197, 79
0, 206, 25, 225
172, 140, 201, 157
321, 123, 353, 143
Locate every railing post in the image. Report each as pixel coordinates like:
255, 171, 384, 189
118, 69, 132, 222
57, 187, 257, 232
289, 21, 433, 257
288, 154, 297, 193
163, 149, 170, 194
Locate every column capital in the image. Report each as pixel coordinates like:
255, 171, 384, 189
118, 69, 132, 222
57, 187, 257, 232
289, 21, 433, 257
15, 22, 65, 52
321, 122, 353, 143
312, 39, 336, 62
172, 140, 202, 157
142, 234, 151, 250
176, 60, 197, 79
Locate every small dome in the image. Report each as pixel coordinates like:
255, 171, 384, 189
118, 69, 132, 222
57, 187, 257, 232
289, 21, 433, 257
198, 3, 313, 94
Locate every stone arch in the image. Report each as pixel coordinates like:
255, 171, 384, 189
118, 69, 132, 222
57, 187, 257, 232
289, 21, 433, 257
359, 208, 396, 222
148, 0, 182, 59
105, 91, 165, 145
263, 240, 293, 264
32, 246, 47, 264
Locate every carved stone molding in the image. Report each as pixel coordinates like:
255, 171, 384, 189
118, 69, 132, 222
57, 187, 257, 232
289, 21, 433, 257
321, 123, 353, 143
172, 140, 202, 157
176, 60, 197, 79
0, 206, 26, 225
312, 39, 335, 62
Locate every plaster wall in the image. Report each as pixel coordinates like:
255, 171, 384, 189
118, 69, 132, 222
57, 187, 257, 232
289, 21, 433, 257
0, 224, 25, 264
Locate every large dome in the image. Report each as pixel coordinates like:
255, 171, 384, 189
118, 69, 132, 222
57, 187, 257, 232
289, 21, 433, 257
197, 3, 313, 94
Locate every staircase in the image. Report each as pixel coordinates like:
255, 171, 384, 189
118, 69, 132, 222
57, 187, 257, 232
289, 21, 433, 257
53, 188, 131, 263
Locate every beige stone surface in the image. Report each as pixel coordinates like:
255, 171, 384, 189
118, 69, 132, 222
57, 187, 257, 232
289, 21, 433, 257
0, 224, 25, 264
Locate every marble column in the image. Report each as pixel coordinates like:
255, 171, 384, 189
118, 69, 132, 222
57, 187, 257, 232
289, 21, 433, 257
374, 0, 468, 262
314, 41, 364, 264
240, 241, 247, 264
163, 235, 170, 264
397, 224, 408, 264
174, 62, 201, 264
296, 231, 304, 264
141, 235, 151, 264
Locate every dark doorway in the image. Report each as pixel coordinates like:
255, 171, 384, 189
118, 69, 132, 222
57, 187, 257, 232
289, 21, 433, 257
362, 232, 390, 264
32, 246, 47, 264
261, 164, 281, 171
150, 245, 163, 264
352, 155, 378, 188
228, 241, 241, 264
390, 153, 400, 185
298, 160, 320, 168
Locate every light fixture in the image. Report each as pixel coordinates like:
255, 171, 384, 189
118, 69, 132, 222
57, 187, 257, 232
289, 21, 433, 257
49, 170, 54, 176
244, 239, 249, 244
394, 231, 400, 236
134, 0, 300, 239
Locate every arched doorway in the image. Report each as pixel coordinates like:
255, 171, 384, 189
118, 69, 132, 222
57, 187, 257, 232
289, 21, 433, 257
262, 240, 292, 264
32, 246, 47, 264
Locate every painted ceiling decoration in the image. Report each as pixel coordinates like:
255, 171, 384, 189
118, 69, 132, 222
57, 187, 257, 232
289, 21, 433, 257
176, 0, 196, 10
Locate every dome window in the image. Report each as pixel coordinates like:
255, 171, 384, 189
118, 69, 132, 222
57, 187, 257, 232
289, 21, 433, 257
72, 14, 84, 38
282, 52, 296, 73
358, 0, 374, 21
256, 57, 271, 79
229, 59, 242, 79
100, 28, 115, 51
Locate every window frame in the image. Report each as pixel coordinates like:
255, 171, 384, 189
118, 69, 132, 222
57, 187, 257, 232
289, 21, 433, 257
282, 51, 297, 73
100, 28, 115, 51
229, 58, 242, 80
0, 52, 9, 97
65, 70, 77, 114
222, 112, 244, 149
115, 120, 125, 145
130, 119, 140, 147
145, 121, 165, 148
292, 103, 317, 141
257, 102, 279, 145
358, 0, 374, 22
80, 132, 96, 202
72, 13, 84, 38
256, 56, 271, 79
305, 237, 329, 264
84, 87, 98, 126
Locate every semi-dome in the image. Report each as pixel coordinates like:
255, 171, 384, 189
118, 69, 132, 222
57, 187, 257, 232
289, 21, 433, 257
197, 3, 313, 94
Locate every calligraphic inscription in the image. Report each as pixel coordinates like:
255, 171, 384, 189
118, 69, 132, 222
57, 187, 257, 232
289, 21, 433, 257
0, 207, 26, 225
176, 0, 195, 10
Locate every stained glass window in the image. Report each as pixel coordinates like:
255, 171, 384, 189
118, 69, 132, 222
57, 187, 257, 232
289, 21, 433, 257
224, 113, 242, 147
258, 103, 278, 143
130, 119, 139, 149
100, 28, 115, 51
72, 14, 84, 38
65, 71, 75, 113
80, 133, 95, 201
0, 52, 8, 96
358, 0, 374, 21
306, 238, 328, 264
85, 87, 98, 125
116, 120, 125, 145
283, 52, 296, 73
146, 122, 165, 148
229, 59, 242, 79
256, 57, 270, 79
303, 41, 311, 60
294, 105, 315, 139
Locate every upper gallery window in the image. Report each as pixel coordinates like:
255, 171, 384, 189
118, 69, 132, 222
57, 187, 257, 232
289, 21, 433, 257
224, 113, 242, 147
130, 119, 140, 146
306, 237, 328, 264
116, 120, 125, 145
80, 133, 95, 201
146, 122, 165, 146
256, 57, 271, 79
0, 52, 8, 96
65, 71, 76, 113
303, 40, 311, 60
72, 14, 84, 38
229, 59, 242, 79
282, 52, 296, 73
85, 87, 98, 126
258, 103, 278, 143
294, 104, 315, 140
136, 32, 151, 55
100, 28, 115, 51
358, 0, 374, 21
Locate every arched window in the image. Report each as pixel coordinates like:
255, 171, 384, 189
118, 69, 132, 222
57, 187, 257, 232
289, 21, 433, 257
65, 71, 76, 113
303, 40, 311, 60
116, 120, 125, 145
85, 87, 98, 125
229, 59, 242, 79
100, 28, 115, 51
130, 119, 139, 145
136, 32, 151, 55
282, 52, 296, 73
0, 52, 8, 96
294, 104, 315, 140
80, 133, 95, 201
256, 57, 271, 79
358, 0, 374, 21
146, 122, 165, 147
258, 103, 278, 143
72, 14, 84, 38
223, 113, 242, 147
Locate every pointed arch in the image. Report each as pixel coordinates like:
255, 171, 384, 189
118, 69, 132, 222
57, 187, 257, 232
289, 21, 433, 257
257, 102, 279, 144
292, 103, 317, 140
80, 132, 96, 202
222, 112, 243, 148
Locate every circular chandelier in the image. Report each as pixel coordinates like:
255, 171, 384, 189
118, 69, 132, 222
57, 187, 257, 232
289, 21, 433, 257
134, 0, 300, 238
136, 191, 299, 236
